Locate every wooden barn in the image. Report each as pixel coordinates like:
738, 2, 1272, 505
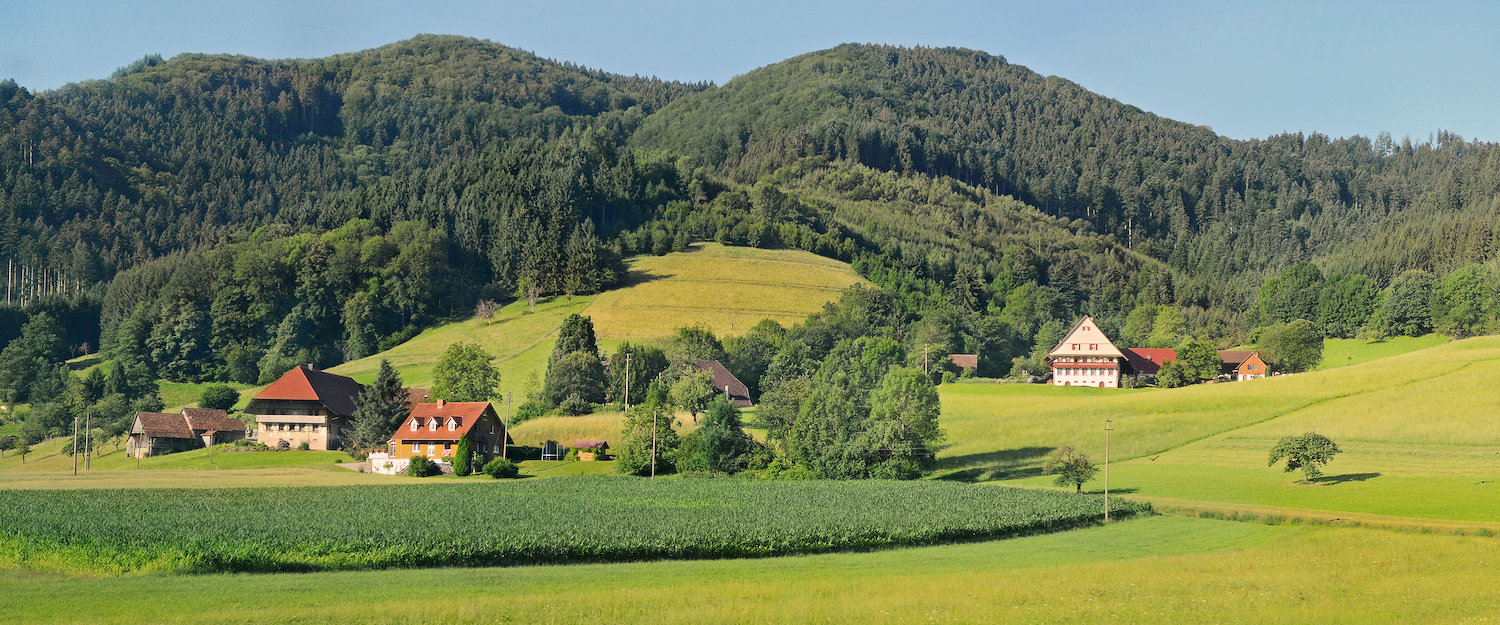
694, 359, 753, 407
127, 408, 245, 458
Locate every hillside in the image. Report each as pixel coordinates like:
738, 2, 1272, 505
939, 335, 1500, 523
331, 243, 864, 389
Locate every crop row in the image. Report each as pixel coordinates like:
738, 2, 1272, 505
0, 477, 1147, 575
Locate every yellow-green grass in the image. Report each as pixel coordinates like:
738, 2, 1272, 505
516, 459, 620, 477
10, 517, 1500, 624
156, 381, 254, 412
330, 294, 595, 391
1318, 334, 1450, 370
587, 243, 866, 340
936, 335, 1500, 482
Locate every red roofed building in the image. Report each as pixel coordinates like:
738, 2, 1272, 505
1120, 348, 1177, 378
387, 400, 513, 463
127, 408, 245, 458
1046, 316, 1274, 387
246, 366, 365, 451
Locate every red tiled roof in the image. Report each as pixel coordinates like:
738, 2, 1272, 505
182, 408, 243, 433
136, 412, 195, 439
573, 439, 609, 450
253, 366, 364, 417
694, 359, 753, 407
1121, 348, 1177, 375
949, 354, 979, 369
389, 402, 514, 444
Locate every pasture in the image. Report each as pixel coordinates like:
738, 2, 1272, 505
0, 478, 1143, 575
941, 335, 1500, 523
6, 516, 1500, 624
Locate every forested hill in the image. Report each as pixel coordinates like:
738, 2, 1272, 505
2, 36, 1499, 394
634, 44, 1500, 284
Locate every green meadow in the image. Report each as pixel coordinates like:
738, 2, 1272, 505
6, 516, 1500, 624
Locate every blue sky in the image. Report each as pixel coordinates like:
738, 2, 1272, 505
6, 0, 1498, 142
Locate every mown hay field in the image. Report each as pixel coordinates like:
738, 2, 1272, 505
0, 477, 1144, 575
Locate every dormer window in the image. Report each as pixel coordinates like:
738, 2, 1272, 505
447, 418, 457, 432
410, 419, 419, 431
428, 419, 438, 432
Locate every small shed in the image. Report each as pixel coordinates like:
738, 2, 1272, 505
572, 439, 609, 461
949, 354, 979, 370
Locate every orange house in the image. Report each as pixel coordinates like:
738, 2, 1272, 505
387, 400, 513, 463
1219, 351, 1270, 381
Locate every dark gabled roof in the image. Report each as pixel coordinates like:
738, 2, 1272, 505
136, 412, 195, 439
253, 366, 364, 417
694, 359, 753, 408
405, 387, 432, 406
1218, 350, 1260, 366
181, 408, 244, 433
1120, 348, 1177, 375
573, 439, 609, 450
949, 354, 979, 369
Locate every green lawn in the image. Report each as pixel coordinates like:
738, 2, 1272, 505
1318, 334, 1449, 370
8, 516, 1500, 624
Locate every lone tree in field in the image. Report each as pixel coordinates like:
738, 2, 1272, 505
198, 384, 240, 411
432, 342, 500, 402
1268, 432, 1342, 482
1043, 445, 1099, 493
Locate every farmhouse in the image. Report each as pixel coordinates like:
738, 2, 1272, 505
387, 400, 513, 464
1047, 316, 1272, 386
245, 365, 364, 451
1219, 350, 1270, 381
694, 359, 754, 407
127, 408, 245, 458
1046, 316, 1126, 388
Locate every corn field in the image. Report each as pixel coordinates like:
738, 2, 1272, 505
0, 477, 1146, 575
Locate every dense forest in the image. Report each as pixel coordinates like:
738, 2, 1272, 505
3, 36, 1500, 426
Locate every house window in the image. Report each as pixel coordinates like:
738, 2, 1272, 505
410, 420, 418, 431
429, 420, 438, 432
1071, 343, 1079, 350
448, 419, 457, 432
412, 443, 419, 453
427, 444, 435, 456
1090, 344, 1098, 350
444, 443, 452, 450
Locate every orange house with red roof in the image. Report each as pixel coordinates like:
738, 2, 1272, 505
387, 400, 513, 463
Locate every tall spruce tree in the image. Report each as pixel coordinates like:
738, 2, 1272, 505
351, 359, 410, 451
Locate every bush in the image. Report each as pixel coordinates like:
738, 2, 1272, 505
276, 439, 290, 451
482, 457, 519, 479
408, 456, 440, 477
198, 385, 241, 411
512, 400, 546, 423
297, 440, 310, 451
557, 393, 594, 416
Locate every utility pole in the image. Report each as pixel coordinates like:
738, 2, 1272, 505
623, 353, 631, 413
84, 411, 92, 471
72, 415, 79, 476
923, 344, 930, 376
502, 392, 512, 460
651, 406, 658, 480
1104, 418, 1112, 523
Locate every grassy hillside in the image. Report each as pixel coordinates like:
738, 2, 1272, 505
941, 335, 1500, 522
1317, 334, 1449, 370
331, 243, 863, 394
10, 517, 1500, 624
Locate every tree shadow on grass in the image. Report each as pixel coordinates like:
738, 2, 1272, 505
1310, 472, 1381, 485
933, 446, 1054, 483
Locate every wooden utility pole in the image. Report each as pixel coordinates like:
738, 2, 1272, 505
72, 415, 79, 476
84, 411, 92, 471
923, 344, 930, 376
502, 392, 512, 460
623, 353, 631, 413
1104, 418, 1112, 523
651, 406, 658, 480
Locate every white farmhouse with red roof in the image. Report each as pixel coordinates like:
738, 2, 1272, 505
1046, 316, 1126, 388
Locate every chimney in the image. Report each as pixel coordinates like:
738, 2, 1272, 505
437, 399, 445, 408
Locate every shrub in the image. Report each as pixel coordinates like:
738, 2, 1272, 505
297, 440, 310, 451
482, 457, 519, 479
453, 438, 473, 476
408, 456, 440, 477
557, 393, 593, 416
512, 399, 546, 423
198, 385, 241, 411
276, 439, 290, 451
